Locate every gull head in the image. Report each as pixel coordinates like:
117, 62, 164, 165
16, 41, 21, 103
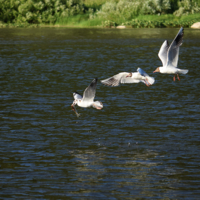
126, 72, 132, 77
153, 67, 160, 73
93, 101, 103, 110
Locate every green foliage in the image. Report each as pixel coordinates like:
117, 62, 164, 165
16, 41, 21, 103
0, 0, 200, 27
0, 0, 85, 24
124, 13, 200, 28
141, 0, 171, 14
173, 0, 200, 17
102, 20, 116, 28
169, 0, 179, 13
91, 0, 171, 24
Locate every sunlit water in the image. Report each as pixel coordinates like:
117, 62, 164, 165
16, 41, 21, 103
0, 27, 200, 199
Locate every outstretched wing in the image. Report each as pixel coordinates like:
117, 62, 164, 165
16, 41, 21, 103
82, 78, 98, 102
101, 72, 129, 86
121, 77, 141, 84
158, 40, 169, 67
167, 27, 184, 67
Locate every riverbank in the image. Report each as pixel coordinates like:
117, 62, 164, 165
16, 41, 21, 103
0, 13, 199, 28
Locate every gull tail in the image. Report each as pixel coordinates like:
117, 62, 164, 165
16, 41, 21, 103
146, 76, 155, 85
178, 69, 189, 74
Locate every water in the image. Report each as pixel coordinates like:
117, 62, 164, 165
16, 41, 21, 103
0, 27, 200, 199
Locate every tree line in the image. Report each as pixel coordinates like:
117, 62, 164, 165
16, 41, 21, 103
0, 0, 199, 25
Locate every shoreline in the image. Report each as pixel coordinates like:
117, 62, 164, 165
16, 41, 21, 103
0, 23, 199, 29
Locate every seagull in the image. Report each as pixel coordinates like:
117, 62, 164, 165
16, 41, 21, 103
153, 27, 188, 81
71, 78, 103, 117
101, 68, 155, 87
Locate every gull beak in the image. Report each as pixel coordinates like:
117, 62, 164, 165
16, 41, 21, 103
153, 68, 160, 73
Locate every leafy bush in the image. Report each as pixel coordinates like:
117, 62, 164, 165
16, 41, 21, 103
0, 0, 200, 27
92, 0, 171, 24
141, 0, 171, 15
0, 0, 85, 24
102, 20, 116, 27
90, 0, 200, 27
124, 16, 200, 28
173, 0, 200, 17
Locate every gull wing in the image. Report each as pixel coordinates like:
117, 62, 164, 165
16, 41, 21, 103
101, 72, 129, 86
73, 92, 82, 100
121, 77, 141, 84
158, 40, 169, 67
167, 27, 184, 67
82, 78, 97, 102
118, 71, 143, 84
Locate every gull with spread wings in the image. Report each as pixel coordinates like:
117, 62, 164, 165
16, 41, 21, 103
101, 68, 155, 87
71, 78, 103, 117
153, 27, 188, 81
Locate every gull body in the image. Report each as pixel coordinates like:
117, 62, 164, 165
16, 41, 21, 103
71, 78, 103, 117
153, 27, 188, 81
101, 68, 155, 87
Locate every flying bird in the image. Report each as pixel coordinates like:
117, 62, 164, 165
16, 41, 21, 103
71, 78, 103, 117
153, 27, 188, 81
101, 68, 155, 87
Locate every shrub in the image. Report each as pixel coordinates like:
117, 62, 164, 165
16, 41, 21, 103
173, 0, 200, 17
91, 0, 171, 25
0, 0, 85, 24
141, 0, 171, 15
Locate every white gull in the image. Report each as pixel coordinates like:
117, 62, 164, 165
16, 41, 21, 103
101, 68, 155, 87
153, 27, 188, 81
71, 78, 103, 117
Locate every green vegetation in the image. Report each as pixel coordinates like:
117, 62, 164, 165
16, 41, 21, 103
0, 0, 85, 24
125, 14, 200, 28
0, 0, 200, 28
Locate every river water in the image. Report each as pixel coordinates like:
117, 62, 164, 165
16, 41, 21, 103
0, 27, 200, 199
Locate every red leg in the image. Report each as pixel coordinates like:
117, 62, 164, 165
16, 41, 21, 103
173, 75, 176, 81
146, 78, 151, 86
145, 80, 150, 87
177, 74, 180, 81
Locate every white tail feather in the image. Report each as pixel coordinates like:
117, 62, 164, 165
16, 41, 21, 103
146, 76, 155, 85
178, 69, 188, 74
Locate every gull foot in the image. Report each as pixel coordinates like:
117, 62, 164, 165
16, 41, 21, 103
177, 74, 180, 81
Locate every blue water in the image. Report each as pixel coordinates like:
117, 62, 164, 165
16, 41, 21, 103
0, 27, 200, 199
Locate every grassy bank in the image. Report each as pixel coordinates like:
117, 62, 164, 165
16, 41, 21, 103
54, 13, 200, 28
0, 0, 200, 28
2, 13, 198, 29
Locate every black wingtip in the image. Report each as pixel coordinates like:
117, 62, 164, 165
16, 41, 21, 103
91, 77, 98, 84
74, 91, 81, 95
89, 78, 98, 88
175, 27, 184, 46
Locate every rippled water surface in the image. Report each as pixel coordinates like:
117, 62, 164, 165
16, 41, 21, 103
0, 27, 200, 199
